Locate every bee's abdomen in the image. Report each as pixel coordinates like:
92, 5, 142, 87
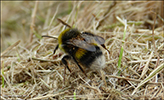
76, 46, 105, 69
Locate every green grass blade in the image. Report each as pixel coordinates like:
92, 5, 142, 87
74, 91, 76, 100
116, 16, 127, 75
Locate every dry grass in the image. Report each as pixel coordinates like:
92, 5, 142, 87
1, 1, 164, 100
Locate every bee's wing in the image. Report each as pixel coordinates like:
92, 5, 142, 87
81, 32, 105, 45
66, 39, 96, 52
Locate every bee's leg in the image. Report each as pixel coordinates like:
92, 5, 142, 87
61, 55, 72, 84
72, 56, 87, 77
53, 44, 59, 55
61, 55, 71, 72
101, 44, 110, 54
64, 64, 66, 85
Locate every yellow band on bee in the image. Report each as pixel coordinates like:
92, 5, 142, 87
75, 48, 87, 59
58, 28, 71, 44
58, 44, 65, 52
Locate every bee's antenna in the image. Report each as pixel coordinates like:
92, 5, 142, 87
42, 35, 58, 39
57, 18, 72, 28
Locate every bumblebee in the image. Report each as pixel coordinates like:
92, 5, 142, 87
43, 18, 109, 75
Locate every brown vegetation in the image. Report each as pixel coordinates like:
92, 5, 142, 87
1, 1, 164, 99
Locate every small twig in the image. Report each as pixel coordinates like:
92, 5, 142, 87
29, 1, 38, 42
32, 91, 67, 100
100, 70, 107, 87
42, 35, 58, 39
0, 55, 17, 57
81, 84, 101, 94
1, 40, 21, 56
96, 1, 116, 29
39, 78, 51, 89
140, 51, 154, 79
106, 75, 164, 85
43, 2, 52, 29
48, 4, 61, 29
158, 1, 164, 26
57, 18, 72, 28
152, 12, 157, 52
128, 58, 164, 63
32, 57, 59, 63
